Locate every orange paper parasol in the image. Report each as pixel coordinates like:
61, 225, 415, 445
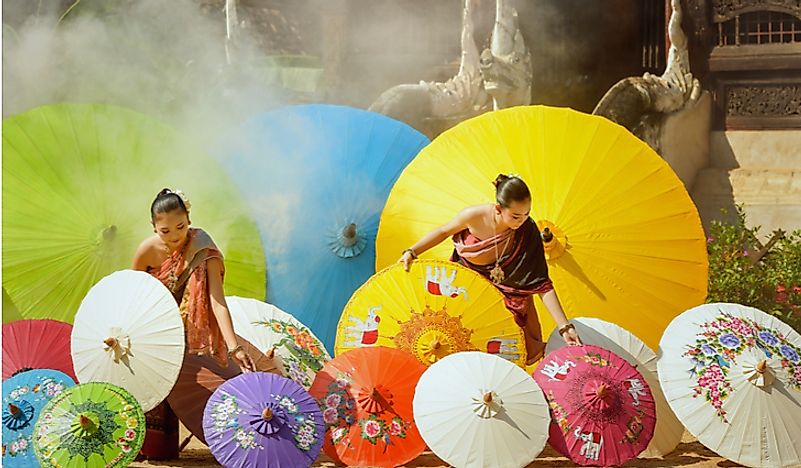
309, 347, 426, 467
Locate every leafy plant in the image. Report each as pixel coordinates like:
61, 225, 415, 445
706, 206, 801, 332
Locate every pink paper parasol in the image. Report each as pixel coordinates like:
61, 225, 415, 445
2, 319, 76, 381
533, 344, 656, 466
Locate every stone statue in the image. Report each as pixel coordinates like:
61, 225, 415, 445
368, 0, 532, 136
480, 0, 532, 110
593, 0, 702, 150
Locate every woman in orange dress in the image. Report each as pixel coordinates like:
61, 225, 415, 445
132, 188, 256, 459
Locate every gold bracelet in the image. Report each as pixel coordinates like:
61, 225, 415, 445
558, 323, 575, 336
403, 248, 418, 259
227, 344, 244, 358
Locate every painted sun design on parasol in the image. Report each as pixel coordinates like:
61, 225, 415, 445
393, 306, 477, 365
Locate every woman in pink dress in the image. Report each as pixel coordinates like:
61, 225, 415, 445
399, 174, 581, 364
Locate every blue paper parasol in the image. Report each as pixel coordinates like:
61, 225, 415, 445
218, 104, 429, 351
2, 369, 75, 465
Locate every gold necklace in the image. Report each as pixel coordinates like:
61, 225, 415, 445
164, 237, 190, 291
490, 212, 512, 284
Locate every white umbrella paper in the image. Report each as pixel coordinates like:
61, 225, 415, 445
227, 296, 330, 389
413, 352, 550, 468
658, 303, 801, 467
71, 270, 185, 412
545, 317, 683, 457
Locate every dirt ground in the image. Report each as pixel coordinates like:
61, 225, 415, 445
129, 425, 745, 468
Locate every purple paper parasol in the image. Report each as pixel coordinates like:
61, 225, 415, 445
203, 372, 323, 468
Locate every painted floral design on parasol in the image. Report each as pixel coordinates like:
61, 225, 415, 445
227, 296, 330, 390
32, 382, 145, 467
309, 347, 426, 467
683, 309, 801, 421
203, 372, 323, 467
659, 303, 801, 467
2, 369, 75, 466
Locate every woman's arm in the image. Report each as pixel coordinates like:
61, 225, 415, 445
399, 207, 477, 271
538, 289, 582, 345
207, 258, 255, 371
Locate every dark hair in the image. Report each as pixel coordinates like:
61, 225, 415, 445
493, 174, 530, 207
150, 188, 189, 220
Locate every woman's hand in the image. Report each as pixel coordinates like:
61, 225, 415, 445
398, 249, 416, 272
231, 347, 256, 372
561, 326, 582, 346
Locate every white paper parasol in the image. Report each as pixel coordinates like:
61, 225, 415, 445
71, 270, 185, 412
413, 351, 550, 468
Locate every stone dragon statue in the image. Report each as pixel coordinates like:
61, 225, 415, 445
479, 0, 532, 110
593, 0, 702, 150
368, 0, 532, 136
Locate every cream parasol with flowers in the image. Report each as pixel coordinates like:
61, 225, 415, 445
658, 302, 801, 467
227, 296, 330, 389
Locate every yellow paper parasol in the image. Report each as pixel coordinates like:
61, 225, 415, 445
375, 106, 708, 351
335, 259, 525, 367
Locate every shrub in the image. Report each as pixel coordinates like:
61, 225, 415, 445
706, 206, 801, 333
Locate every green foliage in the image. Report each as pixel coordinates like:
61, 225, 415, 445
707, 206, 801, 332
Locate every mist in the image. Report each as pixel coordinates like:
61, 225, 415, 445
3, 0, 286, 145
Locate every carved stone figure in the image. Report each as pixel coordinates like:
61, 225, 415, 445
479, 0, 532, 110
593, 0, 702, 150
368, 0, 532, 136
367, 0, 487, 136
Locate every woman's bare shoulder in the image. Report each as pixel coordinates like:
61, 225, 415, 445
136, 235, 162, 252
132, 236, 163, 269
460, 204, 492, 222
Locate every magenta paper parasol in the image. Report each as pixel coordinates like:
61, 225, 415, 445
533, 344, 656, 466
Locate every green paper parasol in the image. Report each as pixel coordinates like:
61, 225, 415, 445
3, 288, 23, 323
33, 382, 146, 467
2, 103, 266, 323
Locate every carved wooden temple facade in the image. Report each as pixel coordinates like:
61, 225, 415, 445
685, 0, 801, 129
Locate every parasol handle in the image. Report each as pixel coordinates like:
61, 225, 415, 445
102, 225, 117, 241
473, 391, 502, 418
262, 407, 273, 421
266, 347, 276, 360
541, 227, 554, 243
79, 415, 94, 430
179, 434, 193, 452
756, 359, 767, 374
430, 339, 441, 350
357, 386, 392, 414
595, 383, 608, 398
104, 337, 118, 348
8, 403, 20, 416
341, 223, 359, 247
